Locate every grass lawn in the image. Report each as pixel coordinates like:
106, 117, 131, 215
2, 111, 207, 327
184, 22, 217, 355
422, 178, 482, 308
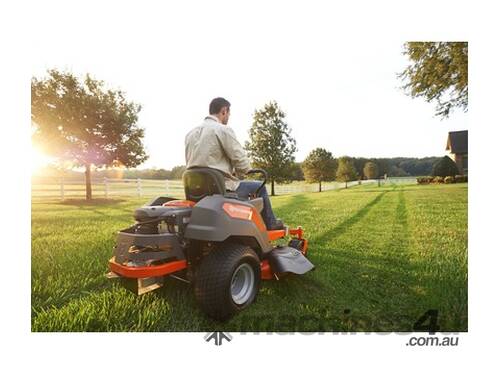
31, 182, 467, 332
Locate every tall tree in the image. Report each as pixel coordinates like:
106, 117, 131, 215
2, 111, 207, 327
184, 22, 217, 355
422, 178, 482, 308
336, 157, 358, 188
399, 42, 468, 118
302, 148, 337, 192
31, 69, 148, 199
245, 101, 297, 195
363, 161, 379, 179
431, 156, 459, 177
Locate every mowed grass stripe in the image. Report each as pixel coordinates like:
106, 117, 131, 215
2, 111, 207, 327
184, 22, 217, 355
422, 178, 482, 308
306, 186, 421, 331
404, 184, 468, 331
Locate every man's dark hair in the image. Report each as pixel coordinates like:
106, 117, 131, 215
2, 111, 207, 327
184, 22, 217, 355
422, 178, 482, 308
209, 97, 231, 115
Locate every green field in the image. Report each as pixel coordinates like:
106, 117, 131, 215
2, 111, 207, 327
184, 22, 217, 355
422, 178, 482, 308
31, 182, 467, 332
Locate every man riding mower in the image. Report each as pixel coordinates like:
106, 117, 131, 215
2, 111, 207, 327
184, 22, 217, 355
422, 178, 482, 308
107, 98, 315, 321
107, 167, 314, 320
184, 97, 285, 231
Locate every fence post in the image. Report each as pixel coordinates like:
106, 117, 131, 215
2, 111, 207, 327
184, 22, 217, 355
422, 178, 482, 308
165, 179, 169, 195
104, 177, 109, 199
60, 177, 64, 201
137, 178, 142, 197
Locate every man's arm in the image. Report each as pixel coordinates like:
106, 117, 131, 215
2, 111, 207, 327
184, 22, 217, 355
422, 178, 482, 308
217, 127, 251, 178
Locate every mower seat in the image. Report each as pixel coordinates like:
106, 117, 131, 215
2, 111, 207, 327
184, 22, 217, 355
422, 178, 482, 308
183, 168, 265, 212
248, 197, 264, 213
183, 167, 227, 203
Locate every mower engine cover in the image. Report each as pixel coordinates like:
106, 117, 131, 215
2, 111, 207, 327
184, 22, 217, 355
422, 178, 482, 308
184, 194, 273, 254
133, 206, 192, 222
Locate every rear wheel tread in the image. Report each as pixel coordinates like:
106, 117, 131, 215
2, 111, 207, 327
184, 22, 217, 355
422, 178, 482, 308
194, 243, 260, 321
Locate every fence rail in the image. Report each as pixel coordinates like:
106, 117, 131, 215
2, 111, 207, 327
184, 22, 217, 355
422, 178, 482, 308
31, 176, 412, 200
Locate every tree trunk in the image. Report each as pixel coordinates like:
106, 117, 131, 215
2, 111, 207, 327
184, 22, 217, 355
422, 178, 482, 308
319, 180, 322, 192
85, 163, 92, 200
345, 180, 348, 189
271, 179, 275, 196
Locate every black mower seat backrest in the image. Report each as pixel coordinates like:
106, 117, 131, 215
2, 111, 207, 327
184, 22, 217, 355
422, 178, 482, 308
183, 167, 227, 203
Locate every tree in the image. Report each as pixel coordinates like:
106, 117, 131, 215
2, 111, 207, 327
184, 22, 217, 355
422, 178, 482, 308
245, 101, 297, 195
374, 158, 390, 177
170, 165, 186, 180
152, 168, 171, 180
349, 157, 368, 177
302, 148, 337, 192
363, 161, 379, 179
288, 162, 305, 181
399, 42, 468, 118
431, 156, 459, 177
336, 157, 358, 188
399, 157, 438, 176
31, 69, 148, 199
389, 165, 409, 177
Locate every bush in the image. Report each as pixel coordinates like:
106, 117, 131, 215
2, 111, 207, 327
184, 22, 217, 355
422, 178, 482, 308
417, 176, 432, 184
431, 156, 459, 177
418, 175, 465, 184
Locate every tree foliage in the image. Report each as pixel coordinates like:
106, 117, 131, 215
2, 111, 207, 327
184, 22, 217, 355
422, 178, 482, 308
31, 69, 148, 199
245, 101, 297, 195
399, 42, 468, 118
288, 162, 305, 181
349, 156, 440, 177
363, 161, 379, 179
431, 156, 459, 177
389, 165, 409, 177
170, 165, 187, 180
302, 148, 337, 192
336, 157, 358, 188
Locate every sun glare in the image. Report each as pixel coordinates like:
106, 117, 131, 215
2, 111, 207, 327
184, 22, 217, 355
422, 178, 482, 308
31, 147, 53, 174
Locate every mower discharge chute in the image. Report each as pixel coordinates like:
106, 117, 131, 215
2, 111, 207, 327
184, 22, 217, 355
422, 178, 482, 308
107, 168, 314, 321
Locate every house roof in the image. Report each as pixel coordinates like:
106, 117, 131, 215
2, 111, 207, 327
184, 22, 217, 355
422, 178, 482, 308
446, 130, 468, 154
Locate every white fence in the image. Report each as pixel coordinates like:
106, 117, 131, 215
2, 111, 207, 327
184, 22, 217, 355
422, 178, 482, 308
31, 177, 411, 200
273, 179, 375, 194
32, 178, 184, 200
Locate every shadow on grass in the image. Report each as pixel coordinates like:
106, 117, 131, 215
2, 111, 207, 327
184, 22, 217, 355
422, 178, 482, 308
272, 194, 311, 220
313, 191, 388, 243
241, 188, 421, 331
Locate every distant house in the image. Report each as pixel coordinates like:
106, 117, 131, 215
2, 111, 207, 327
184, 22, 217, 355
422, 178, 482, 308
446, 130, 468, 175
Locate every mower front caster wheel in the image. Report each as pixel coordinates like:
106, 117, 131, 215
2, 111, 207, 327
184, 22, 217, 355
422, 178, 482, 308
194, 244, 261, 321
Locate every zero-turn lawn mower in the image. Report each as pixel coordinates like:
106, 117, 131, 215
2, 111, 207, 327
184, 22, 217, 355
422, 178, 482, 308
107, 168, 314, 321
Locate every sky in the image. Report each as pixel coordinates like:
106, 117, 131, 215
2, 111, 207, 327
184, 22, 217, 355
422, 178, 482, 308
31, 1, 468, 170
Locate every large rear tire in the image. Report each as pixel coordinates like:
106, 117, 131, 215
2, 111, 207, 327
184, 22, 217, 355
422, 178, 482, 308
194, 244, 261, 321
